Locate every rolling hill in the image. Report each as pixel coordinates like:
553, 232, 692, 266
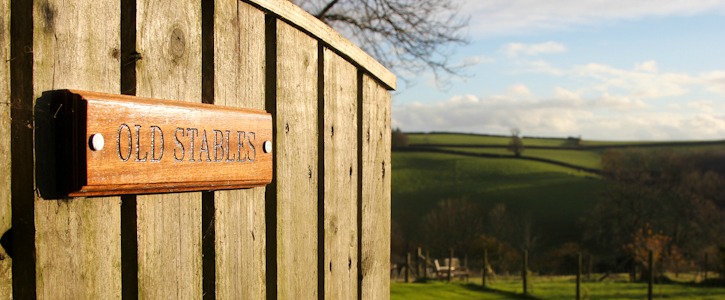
391, 132, 725, 258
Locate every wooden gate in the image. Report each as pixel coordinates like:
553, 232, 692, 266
0, 0, 394, 298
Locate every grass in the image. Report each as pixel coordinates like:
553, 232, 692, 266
439, 147, 604, 170
391, 276, 725, 300
392, 132, 723, 273
407, 133, 577, 147
392, 152, 607, 248
406, 133, 724, 171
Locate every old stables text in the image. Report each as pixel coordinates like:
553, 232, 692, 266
116, 124, 257, 163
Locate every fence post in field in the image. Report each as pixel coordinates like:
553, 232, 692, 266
522, 249, 529, 295
648, 249, 654, 300
482, 248, 488, 287
415, 247, 421, 279
587, 254, 593, 281
704, 253, 709, 281
423, 248, 429, 279
448, 248, 454, 282
576, 252, 581, 300
405, 252, 411, 283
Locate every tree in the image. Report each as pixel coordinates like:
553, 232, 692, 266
420, 198, 485, 258
507, 128, 524, 157
585, 149, 725, 274
624, 223, 671, 280
391, 127, 408, 149
293, 0, 470, 85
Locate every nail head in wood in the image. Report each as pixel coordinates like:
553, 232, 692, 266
89, 133, 105, 151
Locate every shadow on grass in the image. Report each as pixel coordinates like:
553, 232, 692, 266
669, 277, 725, 288
460, 283, 542, 299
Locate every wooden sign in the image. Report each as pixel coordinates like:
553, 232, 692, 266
53, 90, 273, 196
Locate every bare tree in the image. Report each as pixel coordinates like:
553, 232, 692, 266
507, 128, 524, 157
293, 0, 470, 85
421, 198, 485, 258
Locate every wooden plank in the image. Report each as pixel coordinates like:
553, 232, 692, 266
322, 48, 358, 299
0, 0, 11, 297
275, 20, 319, 299
31, 0, 122, 298
360, 74, 391, 300
245, 0, 396, 90
52, 90, 272, 197
213, 0, 267, 298
135, 0, 202, 298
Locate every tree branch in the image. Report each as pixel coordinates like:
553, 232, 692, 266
315, 0, 340, 20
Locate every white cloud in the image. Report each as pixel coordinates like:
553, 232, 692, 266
461, 55, 496, 66
634, 60, 658, 73
393, 93, 725, 140
392, 58, 725, 140
702, 71, 725, 95
506, 83, 533, 97
518, 60, 565, 76
457, 0, 725, 37
518, 60, 715, 101
594, 94, 647, 110
502, 41, 567, 57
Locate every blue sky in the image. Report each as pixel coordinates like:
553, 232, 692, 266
392, 0, 725, 141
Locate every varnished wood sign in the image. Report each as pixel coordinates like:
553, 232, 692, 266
53, 90, 273, 196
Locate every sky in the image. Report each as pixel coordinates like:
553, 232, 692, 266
392, 0, 725, 141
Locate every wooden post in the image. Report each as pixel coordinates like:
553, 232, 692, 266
647, 250, 653, 300
0, 1, 10, 297
704, 253, 709, 281
587, 254, 593, 282
212, 2, 267, 298
424, 249, 429, 279
416, 247, 421, 279
360, 73, 393, 299
482, 248, 488, 287
405, 252, 411, 283
576, 252, 581, 300
522, 249, 528, 295
447, 248, 454, 282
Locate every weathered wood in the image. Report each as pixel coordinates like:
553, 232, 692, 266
360, 74, 391, 300
323, 48, 358, 299
0, 0, 11, 297
246, 0, 396, 90
213, 0, 267, 298
275, 20, 319, 299
31, 0, 122, 298
53, 90, 272, 197
136, 0, 202, 298
6, 0, 395, 296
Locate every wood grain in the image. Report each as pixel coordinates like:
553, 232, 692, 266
213, 0, 267, 298
323, 48, 359, 299
0, 0, 11, 297
246, 0, 396, 90
360, 74, 391, 300
136, 0, 202, 298
55, 90, 272, 196
275, 20, 319, 299
31, 0, 122, 298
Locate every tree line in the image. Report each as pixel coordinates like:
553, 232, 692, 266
392, 147, 725, 280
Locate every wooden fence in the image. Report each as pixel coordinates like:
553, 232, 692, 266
0, 0, 394, 298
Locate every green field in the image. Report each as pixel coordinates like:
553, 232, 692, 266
407, 133, 576, 147
439, 147, 604, 170
392, 133, 724, 256
392, 151, 606, 249
407, 132, 723, 147
391, 278, 725, 300
405, 133, 724, 172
